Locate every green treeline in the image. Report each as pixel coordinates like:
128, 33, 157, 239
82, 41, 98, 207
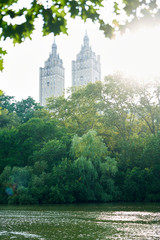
0, 74, 160, 204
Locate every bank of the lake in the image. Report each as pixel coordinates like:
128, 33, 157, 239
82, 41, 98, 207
0, 203, 160, 240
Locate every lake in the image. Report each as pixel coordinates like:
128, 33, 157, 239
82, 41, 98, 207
0, 203, 160, 239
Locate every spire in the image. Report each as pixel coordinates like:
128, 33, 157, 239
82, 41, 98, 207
52, 37, 57, 56
84, 31, 89, 48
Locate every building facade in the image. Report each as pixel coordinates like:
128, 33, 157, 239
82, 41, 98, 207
39, 39, 65, 106
72, 32, 101, 87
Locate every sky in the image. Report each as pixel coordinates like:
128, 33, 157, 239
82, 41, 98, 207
1, 5, 160, 103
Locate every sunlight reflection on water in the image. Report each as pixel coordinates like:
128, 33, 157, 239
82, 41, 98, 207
97, 211, 160, 222
0, 204, 160, 240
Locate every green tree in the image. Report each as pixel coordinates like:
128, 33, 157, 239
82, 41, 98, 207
30, 172, 50, 204
102, 74, 137, 142
0, 128, 19, 173
16, 117, 70, 166
71, 129, 108, 161
71, 130, 118, 201
73, 157, 99, 201
0, 94, 16, 113
0, 166, 12, 203
0, 166, 33, 204
32, 139, 68, 168
0, 90, 3, 115
1, 0, 159, 71
147, 165, 160, 201
0, 93, 20, 128
0, 109, 20, 128
123, 167, 150, 202
50, 158, 76, 203
15, 96, 43, 123
16, 118, 59, 166
0, 0, 103, 71
141, 133, 160, 168
132, 82, 160, 135
47, 82, 103, 136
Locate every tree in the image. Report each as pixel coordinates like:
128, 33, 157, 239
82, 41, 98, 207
0, 109, 20, 128
71, 130, 118, 201
102, 74, 138, 143
100, 0, 160, 38
132, 82, 160, 135
16, 117, 58, 166
32, 139, 68, 168
123, 167, 150, 202
0, 94, 18, 128
1, 0, 160, 70
0, 94, 43, 126
0, 128, 19, 173
0, 0, 103, 71
16, 117, 71, 166
15, 96, 43, 123
141, 133, 160, 168
47, 82, 104, 136
50, 158, 76, 203
71, 129, 108, 161
0, 94, 16, 113
0, 90, 3, 115
2, 166, 33, 204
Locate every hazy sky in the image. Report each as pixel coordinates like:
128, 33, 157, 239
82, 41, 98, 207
1, 15, 160, 102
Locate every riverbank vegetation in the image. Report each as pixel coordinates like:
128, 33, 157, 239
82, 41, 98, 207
0, 74, 160, 204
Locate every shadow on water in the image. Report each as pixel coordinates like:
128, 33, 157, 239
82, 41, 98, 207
0, 203, 160, 240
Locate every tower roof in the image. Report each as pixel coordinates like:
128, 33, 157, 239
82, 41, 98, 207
83, 31, 89, 48
52, 37, 57, 56
52, 38, 57, 48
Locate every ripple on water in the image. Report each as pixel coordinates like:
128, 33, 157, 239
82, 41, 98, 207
0, 205, 160, 240
0, 230, 45, 239
97, 211, 160, 222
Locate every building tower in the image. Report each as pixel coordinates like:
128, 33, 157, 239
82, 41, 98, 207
39, 39, 65, 106
72, 32, 101, 87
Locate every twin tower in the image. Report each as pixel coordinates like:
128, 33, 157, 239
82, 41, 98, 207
39, 32, 101, 106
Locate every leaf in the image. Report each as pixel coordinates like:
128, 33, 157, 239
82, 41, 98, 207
114, 2, 120, 14
100, 23, 115, 39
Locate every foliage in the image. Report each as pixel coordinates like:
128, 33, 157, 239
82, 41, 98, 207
15, 96, 43, 123
0, 94, 43, 126
0, 94, 16, 113
1, 0, 160, 70
47, 82, 103, 135
0, 0, 103, 70
71, 129, 108, 161
1, 77, 160, 204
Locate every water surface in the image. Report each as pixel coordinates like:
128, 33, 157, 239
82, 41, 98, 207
0, 203, 160, 239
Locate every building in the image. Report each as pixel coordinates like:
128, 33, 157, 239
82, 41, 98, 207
72, 32, 101, 87
39, 39, 65, 106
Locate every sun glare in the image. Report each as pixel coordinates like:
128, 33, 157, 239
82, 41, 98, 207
112, 26, 160, 82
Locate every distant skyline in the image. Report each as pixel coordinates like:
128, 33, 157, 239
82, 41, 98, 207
1, 17, 160, 102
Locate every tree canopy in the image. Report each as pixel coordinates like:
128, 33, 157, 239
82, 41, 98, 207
1, 76, 160, 204
1, 0, 160, 70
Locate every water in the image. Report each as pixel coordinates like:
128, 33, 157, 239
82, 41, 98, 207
0, 203, 160, 240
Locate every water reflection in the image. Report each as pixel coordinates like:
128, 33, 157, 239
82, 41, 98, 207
0, 203, 160, 240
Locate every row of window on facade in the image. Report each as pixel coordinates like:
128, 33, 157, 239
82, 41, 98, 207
42, 86, 62, 95
41, 80, 64, 88
41, 68, 64, 77
73, 75, 98, 83
77, 51, 95, 60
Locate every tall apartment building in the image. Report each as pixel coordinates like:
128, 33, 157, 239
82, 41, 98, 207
72, 32, 101, 87
39, 39, 65, 106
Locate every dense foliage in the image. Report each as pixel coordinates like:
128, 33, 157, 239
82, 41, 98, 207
0, 75, 160, 204
1, 0, 160, 70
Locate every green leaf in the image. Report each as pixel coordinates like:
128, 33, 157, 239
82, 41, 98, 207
114, 2, 120, 14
